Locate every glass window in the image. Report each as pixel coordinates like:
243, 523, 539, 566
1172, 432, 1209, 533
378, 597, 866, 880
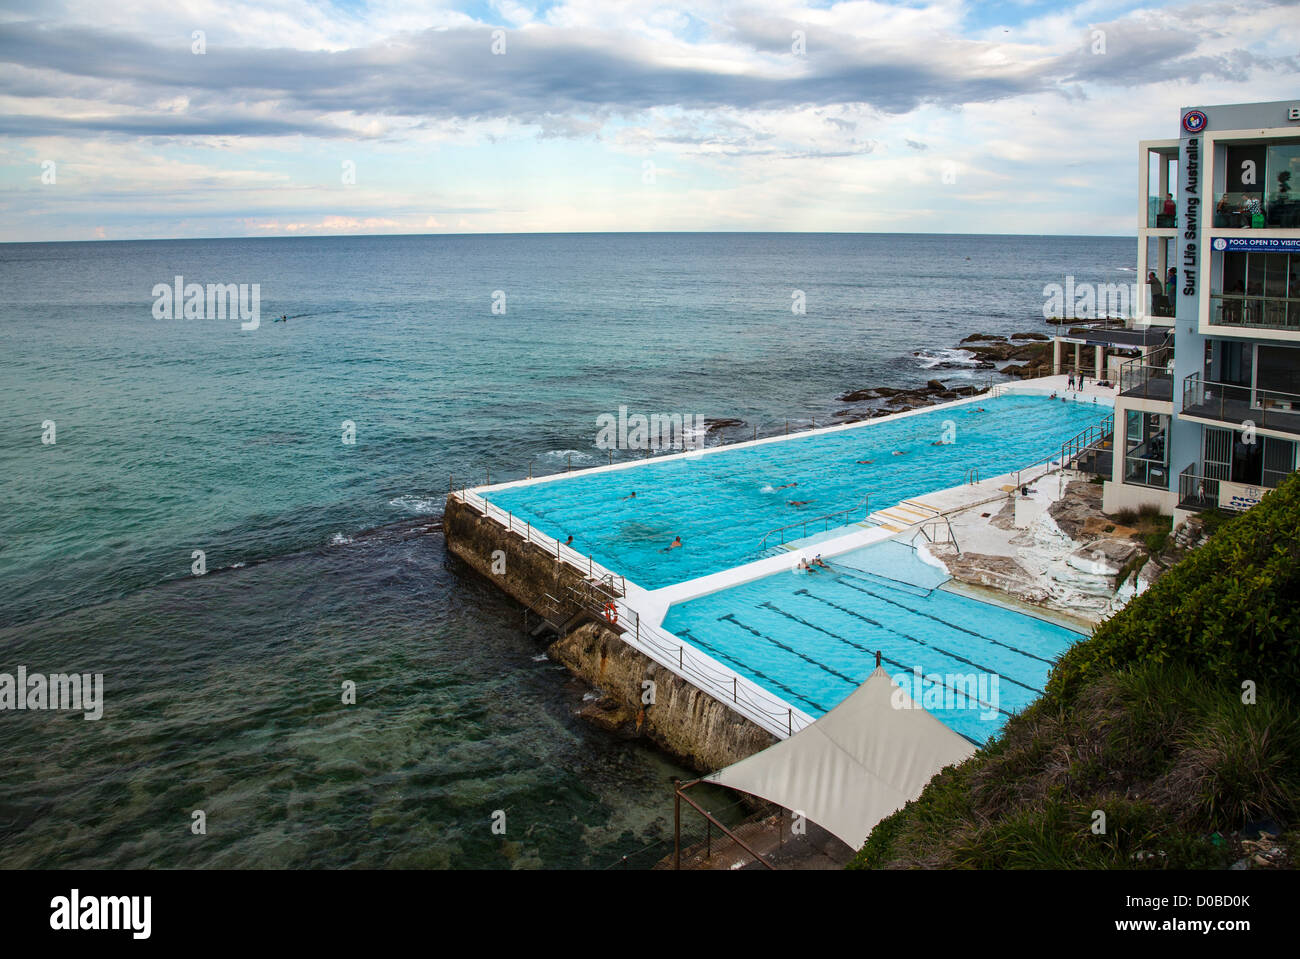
1266, 143, 1300, 227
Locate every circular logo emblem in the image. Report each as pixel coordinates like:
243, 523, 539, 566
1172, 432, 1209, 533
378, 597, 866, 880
1183, 110, 1208, 133
1213, 237, 1227, 251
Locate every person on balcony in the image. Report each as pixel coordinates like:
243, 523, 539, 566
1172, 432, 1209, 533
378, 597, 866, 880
1162, 193, 1176, 217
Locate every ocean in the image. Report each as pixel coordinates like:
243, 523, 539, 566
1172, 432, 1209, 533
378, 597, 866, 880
0, 232, 1131, 868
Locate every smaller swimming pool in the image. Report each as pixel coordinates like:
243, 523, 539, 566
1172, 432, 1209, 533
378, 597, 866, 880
661, 540, 1082, 744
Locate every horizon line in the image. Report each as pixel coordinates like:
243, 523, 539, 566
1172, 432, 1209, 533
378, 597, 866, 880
2, 229, 1132, 246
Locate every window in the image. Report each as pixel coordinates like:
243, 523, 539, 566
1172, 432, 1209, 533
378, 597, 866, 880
1124, 410, 1170, 489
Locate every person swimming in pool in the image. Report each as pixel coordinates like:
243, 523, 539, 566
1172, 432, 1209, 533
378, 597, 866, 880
855, 459, 874, 465
564, 535, 573, 546
621, 491, 636, 500
774, 482, 797, 490
663, 536, 682, 551
788, 500, 812, 506
892, 450, 907, 456
812, 555, 830, 569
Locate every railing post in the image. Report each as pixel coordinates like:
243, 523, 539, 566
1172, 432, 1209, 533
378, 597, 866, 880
678, 646, 683, 669
733, 676, 737, 703
787, 708, 792, 736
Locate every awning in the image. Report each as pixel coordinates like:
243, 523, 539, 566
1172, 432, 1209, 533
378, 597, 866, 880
704, 666, 978, 850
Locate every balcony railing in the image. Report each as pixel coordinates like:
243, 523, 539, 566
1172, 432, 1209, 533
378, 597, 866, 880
1118, 347, 1174, 401
1177, 465, 1221, 511
1209, 293, 1300, 332
1182, 373, 1300, 436
1178, 462, 1293, 512
1146, 196, 1177, 229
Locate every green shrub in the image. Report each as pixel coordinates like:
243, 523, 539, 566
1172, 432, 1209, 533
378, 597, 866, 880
1050, 473, 1300, 702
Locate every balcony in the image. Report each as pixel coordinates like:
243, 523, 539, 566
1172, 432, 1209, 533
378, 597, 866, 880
1118, 347, 1174, 402
1181, 373, 1300, 437
1177, 463, 1292, 513
1210, 294, 1300, 332
1145, 195, 1177, 229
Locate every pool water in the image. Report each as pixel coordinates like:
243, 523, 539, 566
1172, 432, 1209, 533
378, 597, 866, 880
662, 541, 1083, 744
485, 393, 1109, 589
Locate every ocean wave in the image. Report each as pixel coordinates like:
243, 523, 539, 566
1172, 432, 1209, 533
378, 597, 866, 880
914, 348, 979, 369
544, 449, 594, 463
329, 532, 354, 546
389, 495, 441, 514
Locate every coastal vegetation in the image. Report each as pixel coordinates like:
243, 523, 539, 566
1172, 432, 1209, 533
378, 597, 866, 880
850, 474, 1300, 869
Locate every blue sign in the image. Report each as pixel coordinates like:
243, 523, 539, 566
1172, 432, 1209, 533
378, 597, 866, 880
1183, 110, 1208, 133
1211, 236, 1300, 252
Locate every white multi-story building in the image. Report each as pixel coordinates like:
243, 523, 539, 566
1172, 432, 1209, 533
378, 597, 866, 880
1102, 99, 1300, 524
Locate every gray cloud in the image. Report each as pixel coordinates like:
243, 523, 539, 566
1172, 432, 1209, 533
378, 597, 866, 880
0, 11, 1294, 143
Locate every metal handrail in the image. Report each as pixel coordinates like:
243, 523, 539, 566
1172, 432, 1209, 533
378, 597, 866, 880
910, 516, 960, 555
758, 494, 870, 551
1182, 373, 1300, 430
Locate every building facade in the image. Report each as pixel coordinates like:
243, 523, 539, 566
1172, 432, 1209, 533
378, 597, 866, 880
1104, 99, 1300, 524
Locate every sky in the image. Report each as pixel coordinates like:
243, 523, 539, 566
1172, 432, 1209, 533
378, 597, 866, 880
1, 0, 1298, 241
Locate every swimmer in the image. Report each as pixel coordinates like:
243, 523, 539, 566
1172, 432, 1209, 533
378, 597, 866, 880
564, 535, 573, 546
931, 440, 945, 446
663, 535, 682, 551
621, 492, 637, 501
892, 450, 907, 456
812, 555, 830, 569
774, 482, 797, 490
788, 500, 812, 506
855, 459, 874, 465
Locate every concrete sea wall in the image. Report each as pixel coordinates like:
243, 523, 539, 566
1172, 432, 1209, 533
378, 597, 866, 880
443, 494, 776, 771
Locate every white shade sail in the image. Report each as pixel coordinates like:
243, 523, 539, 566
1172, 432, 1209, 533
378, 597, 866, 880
704, 666, 978, 851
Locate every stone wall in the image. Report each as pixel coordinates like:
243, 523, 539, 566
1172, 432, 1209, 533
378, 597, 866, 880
443, 493, 778, 773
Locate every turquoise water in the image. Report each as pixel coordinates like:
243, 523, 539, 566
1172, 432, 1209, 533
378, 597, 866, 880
485, 393, 1110, 589
662, 541, 1082, 744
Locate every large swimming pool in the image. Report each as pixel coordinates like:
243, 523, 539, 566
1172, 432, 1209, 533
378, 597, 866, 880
484, 393, 1109, 589
661, 541, 1082, 744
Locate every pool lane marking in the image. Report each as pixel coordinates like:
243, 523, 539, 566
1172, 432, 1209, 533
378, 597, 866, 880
676, 627, 828, 715
831, 571, 1056, 666
780, 592, 1035, 703
756, 601, 1011, 717
717, 614, 862, 691
831, 566, 934, 599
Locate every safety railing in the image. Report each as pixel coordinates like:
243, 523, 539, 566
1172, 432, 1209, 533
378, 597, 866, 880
1060, 413, 1114, 471
910, 516, 960, 555
1177, 464, 1221, 512
1182, 373, 1300, 434
449, 487, 813, 740
757, 495, 870, 551
1118, 347, 1174, 401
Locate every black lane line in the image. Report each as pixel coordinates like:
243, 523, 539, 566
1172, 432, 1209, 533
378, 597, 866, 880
831, 566, 934, 598
764, 595, 1008, 712
676, 628, 828, 715
785, 587, 1040, 691
832, 574, 1056, 666
717, 614, 861, 690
